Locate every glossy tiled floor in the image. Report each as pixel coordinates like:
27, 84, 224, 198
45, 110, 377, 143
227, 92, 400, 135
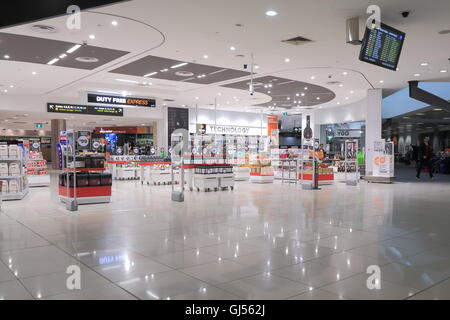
1, 169, 450, 300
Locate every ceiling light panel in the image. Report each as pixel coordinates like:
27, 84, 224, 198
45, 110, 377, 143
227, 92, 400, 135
110, 54, 249, 84
0, 32, 129, 70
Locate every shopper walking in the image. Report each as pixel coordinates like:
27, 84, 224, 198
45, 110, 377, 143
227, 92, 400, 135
416, 136, 434, 179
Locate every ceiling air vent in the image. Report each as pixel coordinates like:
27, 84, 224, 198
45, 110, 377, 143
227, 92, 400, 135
163, 99, 175, 102
282, 36, 313, 46
12, 121, 27, 124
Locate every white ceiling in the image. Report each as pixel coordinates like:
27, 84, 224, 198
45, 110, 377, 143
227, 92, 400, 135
1, 0, 450, 130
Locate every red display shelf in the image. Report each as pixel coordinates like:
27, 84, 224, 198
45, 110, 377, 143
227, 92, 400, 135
300, 173, 334, 181
107, 161, 130, 164
63, 168, 106, 172
58, 186, 112, 198
139, 162, 171, 166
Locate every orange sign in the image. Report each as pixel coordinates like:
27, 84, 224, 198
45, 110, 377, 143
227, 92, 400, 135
267, 115, 278, 136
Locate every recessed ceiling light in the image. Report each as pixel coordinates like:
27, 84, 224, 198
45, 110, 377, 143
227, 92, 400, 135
116, 78, 139, 84
230, 46, 236, 51
284, 58, 290, 63
144, 72, 158, 77
316, 97, 320, 100
440, 69, 448, 73
3, 89, 8, 93
47, 58, 59, 65
420, 62, 429, 66
170, 62, 188, 69
203, 54, 208, 59
342, 72, 348, 75
9, 85, 14, 88
433, 108, 443, 111
89, 34, 96, 40
254, 65, 260, 69
339, 84, 344, 87
301, 93, 305, 96
66, 44, 81, 54
267, 91, 271, 94
59, 53, 67, 59
3, 54, 10, 59
32, 71, 37, 75
265, 10, 277, 17
287, 97, 290, 100
310, 76, 315, 80
195, 97, 199, 100
414, 73, 421, 77
350, 90, 354, 94
304, 87, 308, 90
217, 92, 222, 96
160, 68, 168, 72
379, 80, 384, 83
337, 102, 341, 105
345, 97, 349, 100
111, 20, 118, 26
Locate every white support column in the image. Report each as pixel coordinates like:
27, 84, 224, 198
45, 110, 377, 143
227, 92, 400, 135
365, 88, 382, 176
155, 106, 168, 153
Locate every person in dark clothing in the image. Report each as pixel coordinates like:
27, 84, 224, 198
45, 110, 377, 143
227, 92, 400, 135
416, 137, 434, 179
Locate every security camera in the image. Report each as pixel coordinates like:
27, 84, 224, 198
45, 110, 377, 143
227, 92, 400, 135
401, 11, 410, 18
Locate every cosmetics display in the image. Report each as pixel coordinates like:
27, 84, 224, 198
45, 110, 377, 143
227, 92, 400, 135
249, 152, 274, 184
0, 144, 29, 200
26, 151, 50, 187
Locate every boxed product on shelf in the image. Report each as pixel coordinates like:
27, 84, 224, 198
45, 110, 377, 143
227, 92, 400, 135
85, 155, 105, 168
0, 180, 8, 193
88, 173, 102, 186
0, 163, 8, 176
8, 145, 19, 158
0, 145, 8, 157
9, 180, 19, 193
100, 173, 112, 186
9, 163, 21, 176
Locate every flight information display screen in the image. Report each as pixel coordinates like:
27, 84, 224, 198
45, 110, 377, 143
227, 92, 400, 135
359, 23, 405, 71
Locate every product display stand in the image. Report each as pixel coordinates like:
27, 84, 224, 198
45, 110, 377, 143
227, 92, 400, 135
0, 153, 29, 201
281, 159, 298, 184
58, 130, 112, 209
344, 140, 359, 186
27, 151, 50, 187
193, 165, 234, 191
301, 158, 320, 190
233, 166, 251, 181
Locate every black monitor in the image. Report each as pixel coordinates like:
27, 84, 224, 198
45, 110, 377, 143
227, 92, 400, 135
359, 23, 405, 71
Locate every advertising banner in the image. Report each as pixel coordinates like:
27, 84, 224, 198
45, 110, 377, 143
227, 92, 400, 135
373, 139, 395, 177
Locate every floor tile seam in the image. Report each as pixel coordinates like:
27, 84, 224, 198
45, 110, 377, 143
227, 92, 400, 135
404, 273, 450, 300
315, 270, 424, 299
177, 265, 263, 289
270, 264, 363, 289
0, 278, 37, 300
43, 237, 144, 300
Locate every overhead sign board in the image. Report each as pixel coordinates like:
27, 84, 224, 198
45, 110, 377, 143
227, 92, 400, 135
199, 124, 264, 136
47, 103, 123, 117
87, 93, 156, 108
